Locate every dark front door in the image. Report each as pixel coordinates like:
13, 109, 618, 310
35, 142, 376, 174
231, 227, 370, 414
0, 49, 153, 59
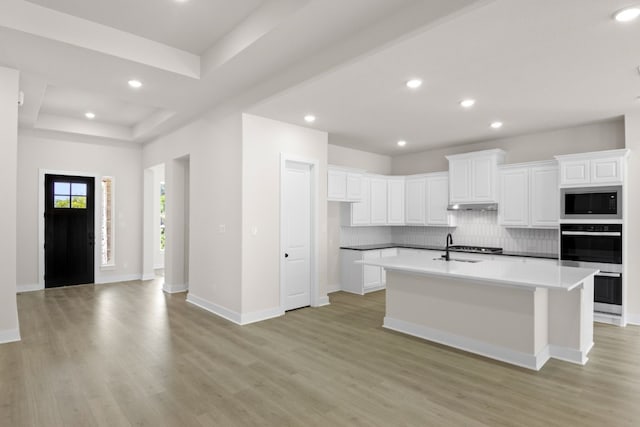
45, 174, 95, 288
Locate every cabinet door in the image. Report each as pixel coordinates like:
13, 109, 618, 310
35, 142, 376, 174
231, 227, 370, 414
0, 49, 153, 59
560, 160, 590, 186
351, 176, 370, 225
591, 157, 622, 185
530, 166, 559, 228
387, 178, 405, 225
426, 175, 452, 226
346, 173, 363, 201
380, 248, 398, 284
328, 169, 347, 200
362, 250, 381, 289
405, 178, 426, 225
370, 178, 388, 224
448, 158, 470, 203
471, 156, 495, 202
498, 167, 529, 227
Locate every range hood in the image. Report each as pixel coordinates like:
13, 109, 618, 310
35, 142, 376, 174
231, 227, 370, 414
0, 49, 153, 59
447, 203, 498, 211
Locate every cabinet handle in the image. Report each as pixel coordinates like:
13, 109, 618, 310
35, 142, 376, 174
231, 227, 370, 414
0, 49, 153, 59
284, 253, 289, 258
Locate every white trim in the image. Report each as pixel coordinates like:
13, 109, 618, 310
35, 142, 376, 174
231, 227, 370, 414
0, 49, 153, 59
626, 313, 640, 326
141, 273, 156, 281
163, 282, 188, 294
95, 274, 142, 284
383, 316, 548, 371
548, 343, 591, 365
240, 307, 285, 325
314, 296, 330, 307
17, 284, 43, 293
186, 293, 242, 324
0, 329, 21, 344
38, 169, 101, 287
279, 153, 320, 312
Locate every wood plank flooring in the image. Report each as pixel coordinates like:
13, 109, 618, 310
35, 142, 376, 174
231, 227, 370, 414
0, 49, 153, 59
2, 279, 640, 426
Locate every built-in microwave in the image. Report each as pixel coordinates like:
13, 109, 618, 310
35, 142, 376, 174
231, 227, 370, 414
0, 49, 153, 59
561, 186, 622, 220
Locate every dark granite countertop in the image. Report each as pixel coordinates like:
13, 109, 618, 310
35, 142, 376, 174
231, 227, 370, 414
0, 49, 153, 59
339, 243, 558, 260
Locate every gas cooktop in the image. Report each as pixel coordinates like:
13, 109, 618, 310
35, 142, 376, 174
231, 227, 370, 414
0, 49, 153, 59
448, 245, 503, 254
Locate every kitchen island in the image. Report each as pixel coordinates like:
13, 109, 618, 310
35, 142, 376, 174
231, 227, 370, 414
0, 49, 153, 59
358, 253, 598, 370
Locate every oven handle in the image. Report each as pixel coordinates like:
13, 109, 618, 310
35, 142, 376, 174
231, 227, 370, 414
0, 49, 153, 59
561, 231, 621, 237
597, 272, 622, 278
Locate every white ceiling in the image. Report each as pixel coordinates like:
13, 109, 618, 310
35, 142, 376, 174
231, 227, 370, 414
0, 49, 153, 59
249, 0, 640, 154
5, 0, 639, 153
39, 86, 160, 127
25, 0, 264, 54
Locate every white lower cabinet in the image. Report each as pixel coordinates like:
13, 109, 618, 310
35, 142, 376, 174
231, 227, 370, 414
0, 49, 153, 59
341, 248, 398, 295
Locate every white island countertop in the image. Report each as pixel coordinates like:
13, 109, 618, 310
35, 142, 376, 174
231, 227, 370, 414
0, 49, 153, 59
358, 253, 598, 291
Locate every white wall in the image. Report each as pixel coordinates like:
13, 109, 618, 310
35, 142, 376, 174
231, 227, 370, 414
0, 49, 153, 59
624, 112, 640, 324
392, 119, 625, 175
241, 114, 328, 314
143, 114, 243, 314
327, 144, 392, 291
0, 66, 20, 343
17, 133, 143, 287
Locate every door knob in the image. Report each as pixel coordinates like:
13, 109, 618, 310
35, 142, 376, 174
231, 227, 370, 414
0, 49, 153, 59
284, 253, 289, 258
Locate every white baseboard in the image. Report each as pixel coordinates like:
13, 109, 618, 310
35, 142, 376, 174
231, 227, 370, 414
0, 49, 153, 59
163, 282, 188, 294
17, 284, 43, 293
141, 273, 156, 281
154, 264, 165, 270
548, 343, 591, 365
240, 307, 284, 325
0, 328, 21, 344
314, 295, 330, 307
383, 317, 546, 371
327, 283, 341, 294
186, 293, 242, 324
626, 313, 640, 326
186, 293, 286, 325
95, 274, 142, 284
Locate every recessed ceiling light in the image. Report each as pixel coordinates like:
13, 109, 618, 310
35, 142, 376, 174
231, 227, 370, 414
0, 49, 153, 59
406, 79, 423, 89
128, 79, 143, 89
304, 114, 316, 123
490, 121, 503, 129
614, 7, 640, 22
397, 140, 407, 147
460, 99, 476, 108
85, 112, 95, 119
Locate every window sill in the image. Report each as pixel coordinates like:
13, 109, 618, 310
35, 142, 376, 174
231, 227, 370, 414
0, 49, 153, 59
100, 264, 116, 271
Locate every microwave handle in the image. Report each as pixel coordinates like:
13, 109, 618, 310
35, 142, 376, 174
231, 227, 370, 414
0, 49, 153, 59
597, 272, 622, 278
561, 231, 622, 237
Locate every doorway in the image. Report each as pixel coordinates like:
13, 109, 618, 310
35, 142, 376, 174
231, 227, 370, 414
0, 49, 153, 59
44, 174, 95, 288
281, 159, 314, 311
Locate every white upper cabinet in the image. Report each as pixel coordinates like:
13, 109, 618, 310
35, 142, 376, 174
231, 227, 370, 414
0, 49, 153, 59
591, 157, 623, 184
405, 177, 426, 225
387, 178, 405, 225
499, 167, 530, 227
555, 150, 629, 187
530, 165, 559, 228
327, 166, 363, 201
446, 149, 505, 204
370, 176, 388, 225
425, 173, 456, 227
350, 176, 371, 225
499, 161, 559, 229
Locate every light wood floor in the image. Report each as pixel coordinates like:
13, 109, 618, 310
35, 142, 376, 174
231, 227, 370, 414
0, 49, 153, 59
2, 280, 640, 426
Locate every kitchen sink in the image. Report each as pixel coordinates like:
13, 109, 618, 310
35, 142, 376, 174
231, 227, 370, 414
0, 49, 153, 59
432, 257, 481, 263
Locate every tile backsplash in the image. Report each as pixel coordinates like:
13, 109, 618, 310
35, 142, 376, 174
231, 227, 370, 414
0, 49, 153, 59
341, 211, 559, 255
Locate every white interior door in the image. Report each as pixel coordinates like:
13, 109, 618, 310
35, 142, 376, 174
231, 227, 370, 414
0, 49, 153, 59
283, 161, 312, 310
